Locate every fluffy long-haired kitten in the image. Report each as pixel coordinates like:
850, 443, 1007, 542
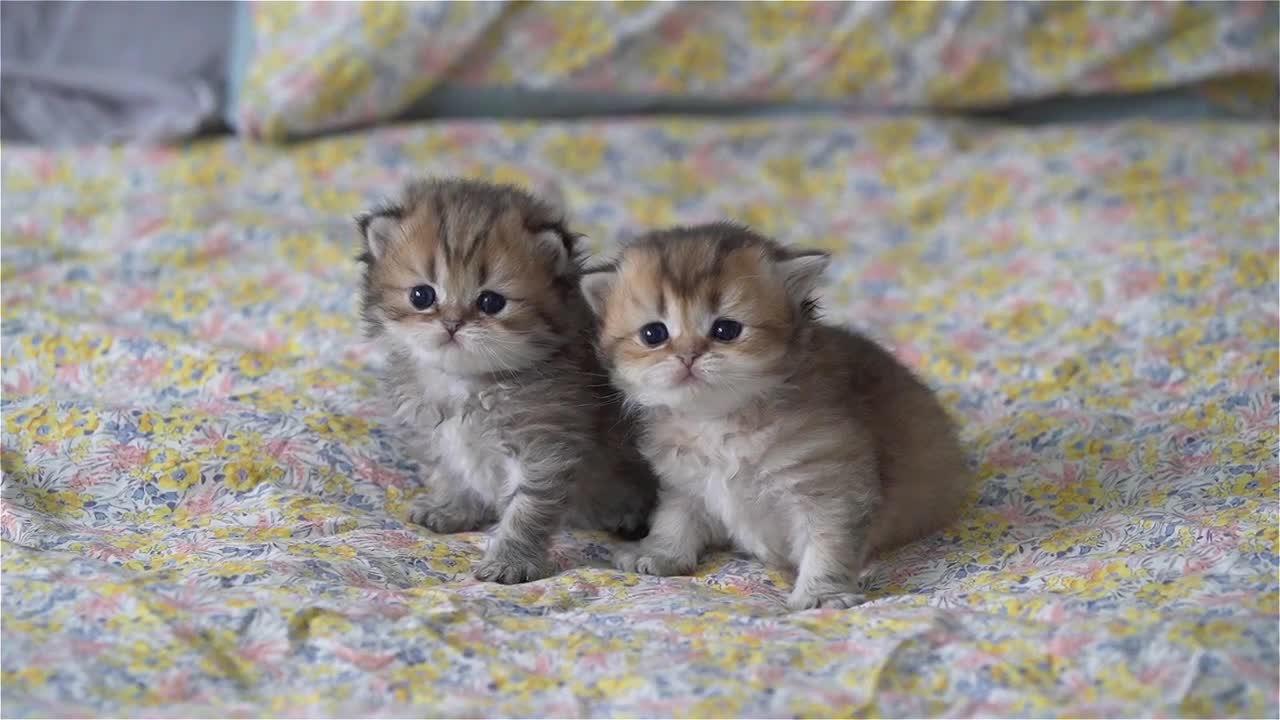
357, 178, 657, 584
581, 223, 971, 609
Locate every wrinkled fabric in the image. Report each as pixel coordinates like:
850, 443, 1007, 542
1, 115, 1277, 717
234, 1, 1278, 139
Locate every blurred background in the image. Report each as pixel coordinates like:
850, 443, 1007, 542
3, 0, 1276, 145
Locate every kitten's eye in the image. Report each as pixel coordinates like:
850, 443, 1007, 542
409, 285, 436, 310
476, 290, 507, 315
710, 318, 743, 342
639, 322, 669, 347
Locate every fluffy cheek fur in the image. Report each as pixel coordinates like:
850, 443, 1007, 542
377, 306, 552, 376
611, 328, 791, 413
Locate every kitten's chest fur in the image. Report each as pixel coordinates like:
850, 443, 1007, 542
644, 407, 797, 563
389, 359, 526, 500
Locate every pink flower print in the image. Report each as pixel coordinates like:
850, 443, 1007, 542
153, 672, 197, 704
76, 593, 123, 622
70, 639, 112, 659
354, 456, 407, 489
86, 543, 131, 563
657, 11, 689, 42
68, 471, 105, 491
184, 489, 217, 517
118, 286, 158, 313
331, 644, 397, 672
238, 639, 288, 669
110, 444, 148, 472
1100, 202, 1135, 226
3, 369, 36, 396
130, 215, 168, 239
55, 363, 86, 386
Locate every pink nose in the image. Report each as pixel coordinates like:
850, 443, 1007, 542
678, 353, 701, 368
443, 320, 464, 336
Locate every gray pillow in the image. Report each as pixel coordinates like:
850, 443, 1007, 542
1, 0, 233, 145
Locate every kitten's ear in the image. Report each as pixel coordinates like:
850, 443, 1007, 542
531, 227, 573, 276
776, 250, 830, 305
580, 267, 617, 315
355, 206, 402, 261
527, 183, 574, 276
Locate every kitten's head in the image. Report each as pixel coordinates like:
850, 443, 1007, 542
582, 223, 828, 414
358, 178, 584, 376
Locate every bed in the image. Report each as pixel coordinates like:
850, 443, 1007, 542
3, 111, 1276, 717
4, 1, 1279, 716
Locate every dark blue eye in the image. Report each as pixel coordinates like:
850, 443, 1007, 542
710, 318, 742, 342
409, 285, 436, 310
476, 290, 506, 315
640, 322, 669, 347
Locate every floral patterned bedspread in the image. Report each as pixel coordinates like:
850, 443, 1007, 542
2, 115, 1276, 717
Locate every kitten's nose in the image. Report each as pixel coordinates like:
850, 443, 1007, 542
677, 352, 702, 368
443, 320, 464, 336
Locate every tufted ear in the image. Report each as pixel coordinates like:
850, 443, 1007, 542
530, 225, 575, 276
579, 266, 618, 316
775, 250, 830, 306
355, 205, 403, 261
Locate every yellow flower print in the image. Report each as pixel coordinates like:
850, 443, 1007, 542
223, 458, 284, 493
35, 489, 86, 517
301, 47, 375, 126
536, 6, 614, 77
931, 59, 1010, 106
866, 121, 922, 155
164, 145, 243, 189
888, 3, 945, 39
359, 1, 409, 50
624, 195, 677, 226
1164, 4, 1218, 63
164, 355, 218, 391
544, 135, 608, 175
820, 22, 892, 95
304, 414, 372, 443
236, 351, 278, 380
154, 285, 212, 322
963, 172, 1015, 217
745, 3, 809, 49
484, 164, 538, 191
1025, 4, 1099, 76
880, 153, 934, 192
25, 333, 113, 368
645, 32, 728, 91
156, 460, 202, 493
983, 302, 1069, 344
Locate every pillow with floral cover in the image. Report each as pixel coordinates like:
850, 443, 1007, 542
232, 1, 1278, 140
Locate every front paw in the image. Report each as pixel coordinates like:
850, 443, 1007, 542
612, 546, 695, 576
409, 494, 491, 534
473, 549, 557, 584
786, 589, 868, 611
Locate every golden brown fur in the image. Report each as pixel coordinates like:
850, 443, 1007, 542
582, 223, 971, 608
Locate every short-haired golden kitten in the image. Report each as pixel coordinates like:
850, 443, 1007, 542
581, 223, 971, 609
358, 178, 656, 584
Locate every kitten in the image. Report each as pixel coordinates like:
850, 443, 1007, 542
357, 178, 656, 584
581, 223, 971, 609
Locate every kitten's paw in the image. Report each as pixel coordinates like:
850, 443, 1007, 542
409, 495, 490, 535
612, 547, 694, 576
786, 589, 868, 611
472, 551, 557, 585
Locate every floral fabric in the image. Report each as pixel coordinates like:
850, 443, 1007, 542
235, 1, 1279, 140
2, 114, 1278, 716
